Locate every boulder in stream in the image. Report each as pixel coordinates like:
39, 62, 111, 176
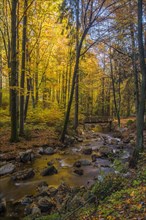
73, 159, 91, 167
19, 150, 34, 163
39, 147, 55, 155
74, 169, 84, 176
12, 168, 35, 181
82, 148, 92, 155
41, 165, 58, 176
94, 158, 111, 167
0, 163, 15, 175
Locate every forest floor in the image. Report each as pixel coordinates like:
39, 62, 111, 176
0, 116, 141, 154
0, 117, 146, 220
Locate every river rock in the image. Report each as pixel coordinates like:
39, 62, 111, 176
0, 152, 16, 161
82, 148, 92, 155
37, 197, 55, 212
19, 150, 34, 163
37, 182, 49, 197
0, 197, 6, 213
123, 138, 130, 144
39, 147, 54, 155
57, 182, 71, 194
21, 196, 33, 206
41, 165, 58, 176
73, 159, 91, 167
74, 169, 84, 176
98, 146, 112, 156
64, 135, 75, 145
38, 181, 48, 188
0, 163, 15, 175
91, 154, 100, 162
48, 187, 58, 196
12, 168, 35, 181
94, 158, 111, 167
79, 159, 91, 166
31, 205, 41, 216
73, 161, 81, 168
75, 136, 83, 142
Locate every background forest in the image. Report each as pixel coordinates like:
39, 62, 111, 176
0, 0, 146, 140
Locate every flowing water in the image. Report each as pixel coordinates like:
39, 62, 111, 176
0, 128, 131, 219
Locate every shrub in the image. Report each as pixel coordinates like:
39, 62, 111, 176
126, 119, 134, 127
91, 174, 126, 201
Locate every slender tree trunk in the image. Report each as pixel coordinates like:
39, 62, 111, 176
74, 0, 79, 130
24, 46, 30, 121
24, 78, 30, 120
101, 77, 105, 116
136, 0, 146, 150
110, 53, 120, 126
10, 0, 18, 142
129, 6, 139, 113
60, 54, 80, 142
0, 53, 2, 108
35, 43, 39, 106
130, 0, 146, 167
16, 0, 20, 127
19, 0, 27, 135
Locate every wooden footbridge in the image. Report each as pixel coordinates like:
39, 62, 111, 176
83, 116, 113, 131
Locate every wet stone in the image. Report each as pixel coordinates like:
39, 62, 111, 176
74, 169, 84, 176
91, 154, 99, 162
41, 165, 58, 176
78, 159, 91, 166
19, 150, 34, 163
73, 161, 81, 168
82, 148, 92, 155
37, 197, 55, 213
31, 205, 41, 216
21, 196, 33, 206
12, 168, 35, 181
39, 147, 55, 155
0, 163, 15, 176
94, 158, 111, 167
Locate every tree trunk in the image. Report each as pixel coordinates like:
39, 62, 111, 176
19, 0, 28, 135
129, 0, 139, 113
74, 0, 79, 130
136, 0, 146, 151
101, 77, 105, 116
129, 0, 146, 167
10, 0, 18, 142
0, 53, 2, 107
110, 53, 120, 126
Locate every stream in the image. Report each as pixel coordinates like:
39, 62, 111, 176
0, 127, 133, 219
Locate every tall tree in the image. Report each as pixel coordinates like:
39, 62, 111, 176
19, 0, 28, 135
130, 0, 146, 167
74, 0, 80, 130
60, 0, 121, 142
10, 0, 18, 142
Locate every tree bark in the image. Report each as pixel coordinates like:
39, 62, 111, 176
110, 53, 120, 127
74, 0, 79, 130
10, 0, 18, 142
19, 0, 28, 135
136, 0, 146, 151
129, 0, 146, 167
0, 53, 2, 107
